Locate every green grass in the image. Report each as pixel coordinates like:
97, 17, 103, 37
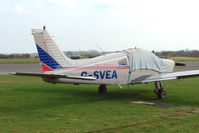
1, 76, 199, 132
0, 58, 40, 64
172, 57, 199, 62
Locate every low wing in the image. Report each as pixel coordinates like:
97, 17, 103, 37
131, 70, 199, 84
10, 72, 96, 80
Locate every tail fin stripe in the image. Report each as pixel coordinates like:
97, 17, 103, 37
36, 44, 63, 69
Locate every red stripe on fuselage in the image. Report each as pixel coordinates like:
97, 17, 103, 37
40, 62, 129, 71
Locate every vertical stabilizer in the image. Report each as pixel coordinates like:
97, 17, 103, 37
32, 26, 73, 72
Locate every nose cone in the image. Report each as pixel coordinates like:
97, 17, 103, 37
161, 59, 175, 72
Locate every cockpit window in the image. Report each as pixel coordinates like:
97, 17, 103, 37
118, 58, 127, 65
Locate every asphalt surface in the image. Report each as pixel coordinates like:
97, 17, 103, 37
0, 64, 42, 75
0, 62, 199, 75
174, 62, 199, 72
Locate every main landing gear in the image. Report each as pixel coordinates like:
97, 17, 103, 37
154, 81, 166, 99
98, 84, 107, 94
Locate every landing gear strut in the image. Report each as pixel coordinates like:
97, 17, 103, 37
154, 81, 166, 99
98, 84, 107, 94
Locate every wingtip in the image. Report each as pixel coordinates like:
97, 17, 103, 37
8, 72, 16, 75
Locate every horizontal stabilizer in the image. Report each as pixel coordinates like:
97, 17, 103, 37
10, 72, 96, 80
131, 70, 199, 84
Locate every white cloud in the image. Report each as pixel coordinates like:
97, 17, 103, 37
99, 0, 134, 5
13, 5, 34, 14
50, 0, 76, 7
13, 5, 25, 13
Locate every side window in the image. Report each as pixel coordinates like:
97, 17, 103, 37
118, 58, 127, 65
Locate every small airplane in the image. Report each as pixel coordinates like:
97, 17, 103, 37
12, 26, 199, 99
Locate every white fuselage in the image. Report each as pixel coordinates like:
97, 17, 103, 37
43, 51, 174, 85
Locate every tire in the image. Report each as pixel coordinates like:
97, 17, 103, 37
98, 85, 106, 94
98, 87, 104, 94
157, 89, 166, 99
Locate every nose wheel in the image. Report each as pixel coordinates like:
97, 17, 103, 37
157, 89, 166, 99
154, 81, 166, 99
98, 84, 107, 94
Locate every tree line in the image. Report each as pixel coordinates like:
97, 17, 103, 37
0, 49, 199, 59
0, 54, 37, 59
155, 50, 199, 57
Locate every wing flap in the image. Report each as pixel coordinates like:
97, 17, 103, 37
10, 72, 96, 80
131, 70, 199, 84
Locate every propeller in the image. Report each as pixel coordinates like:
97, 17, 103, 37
175, 62, 186, 66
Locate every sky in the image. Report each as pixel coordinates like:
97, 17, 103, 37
0, 0, 199, 53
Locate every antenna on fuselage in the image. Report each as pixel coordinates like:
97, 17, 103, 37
96, 43, 105, 56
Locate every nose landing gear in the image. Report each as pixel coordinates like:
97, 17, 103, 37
154, 81, 166, 99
